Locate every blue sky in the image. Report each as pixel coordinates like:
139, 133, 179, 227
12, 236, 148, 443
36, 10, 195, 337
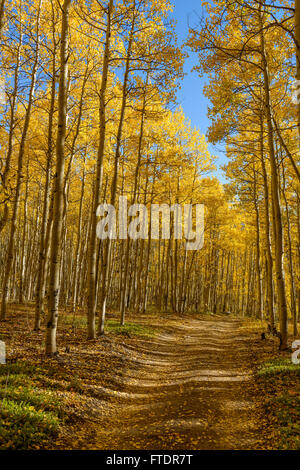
171, 0, 227, 182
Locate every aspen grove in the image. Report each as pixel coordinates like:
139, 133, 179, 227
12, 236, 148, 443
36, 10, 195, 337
0, 0, 299, 352
0, 0, 299, 452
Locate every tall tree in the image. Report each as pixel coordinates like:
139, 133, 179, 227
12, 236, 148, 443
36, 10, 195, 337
45, 0, 71, 354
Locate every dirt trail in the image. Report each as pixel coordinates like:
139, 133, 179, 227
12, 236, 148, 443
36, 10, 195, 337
77, 316, 264, 450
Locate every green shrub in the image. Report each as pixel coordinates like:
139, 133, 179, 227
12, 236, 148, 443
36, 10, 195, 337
106, 320, 155, 337
0, 398, 60, 449
258, 358, 300, 450
258, 358, 300, 378
0, 362, 63, 449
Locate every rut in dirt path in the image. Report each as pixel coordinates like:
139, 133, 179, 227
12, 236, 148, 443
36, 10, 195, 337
82, 316, 263, 450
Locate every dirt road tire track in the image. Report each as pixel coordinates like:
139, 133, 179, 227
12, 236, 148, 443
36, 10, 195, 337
74, 316, 270, 450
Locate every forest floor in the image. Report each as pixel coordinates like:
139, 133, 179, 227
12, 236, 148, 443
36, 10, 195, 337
0, 305, 299, 450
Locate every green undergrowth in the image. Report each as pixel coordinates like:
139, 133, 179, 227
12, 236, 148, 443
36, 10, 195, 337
0, 362, 64, 449
61, 314, 156, 337
258, 358, 300, 379
258, 358, 300, 450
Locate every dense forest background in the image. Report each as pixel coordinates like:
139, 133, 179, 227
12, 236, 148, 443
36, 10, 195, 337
0, 0, 299, 452
0, 0, 299, 352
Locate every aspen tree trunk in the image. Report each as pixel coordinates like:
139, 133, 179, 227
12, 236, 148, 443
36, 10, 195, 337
0, 0, 42, 321
156, 237, 162, 310
169, 235, 175, 312
19, 162, 29, 303
95, 175, 108, 310
164, 240, 170, 311
179, 245, 188, 314
58, 64, 89, 310
246, 250, 254, 316
135, 227, 146, 312
253, 166, 263, 319
71, 152, 86, 312
118, 165, 126, 307
26, 199, 40, 300
216, 249, 224, 313
45, 0, 71, 355
181, 248, 189, 313
173, 204, 179, 312
281, 163, 297, 336
179, 171, 197, 314
141, 161, 156, 313
136, 162, 150, 312
241, 251, 247, 316
259, 5, 288, 348
222, 251, 230, 313
130, 244, 138, 309
61, 62, 89, 230
34, 21, 57, 329
78, 215, 91, 307
259, 112, 275, 328
158, 239, 166, 310
182, 251, 197, 314
99, 7, 136, 334
87, 0, 113, 339
119, 62, 147, 325
34, 148, 53, 329
142, 235, 152, 313
39, 186, 54, 315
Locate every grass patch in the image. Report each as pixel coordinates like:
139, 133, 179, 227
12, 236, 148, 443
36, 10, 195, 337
258, 358, 300, 379
258, 357, 300, 450
0, 362, 63, 449
60, 314, 156, 337
0, 399, 60, 450
106, 320, 156, 337
60, 314, 87, 328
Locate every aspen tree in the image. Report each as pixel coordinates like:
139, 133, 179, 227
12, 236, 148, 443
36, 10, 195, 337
120, 74, 148, 325
259, 3, 288, 348
71, 152, 86, 313
259, 112, 275, 329
87, 0, 114, 340
281, 160, 298, 336
99, 4, 136, 334
45, 0, 71, 354
35, 0, 58, 330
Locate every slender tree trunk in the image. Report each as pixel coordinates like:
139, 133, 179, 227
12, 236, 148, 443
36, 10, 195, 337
19, 162, 29, 304
45, 0, 71, 354
253, 166, 263, 319
34, 19, 57, 329
259, 5, 288, 348
71, 153, 86, 313
281, 163, 297, 336
87, 0, 113, 339
259, 111, 275, 328
99, 6, 136, 335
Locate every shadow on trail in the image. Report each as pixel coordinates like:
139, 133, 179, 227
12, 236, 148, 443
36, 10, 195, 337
78, 317, 263, 450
